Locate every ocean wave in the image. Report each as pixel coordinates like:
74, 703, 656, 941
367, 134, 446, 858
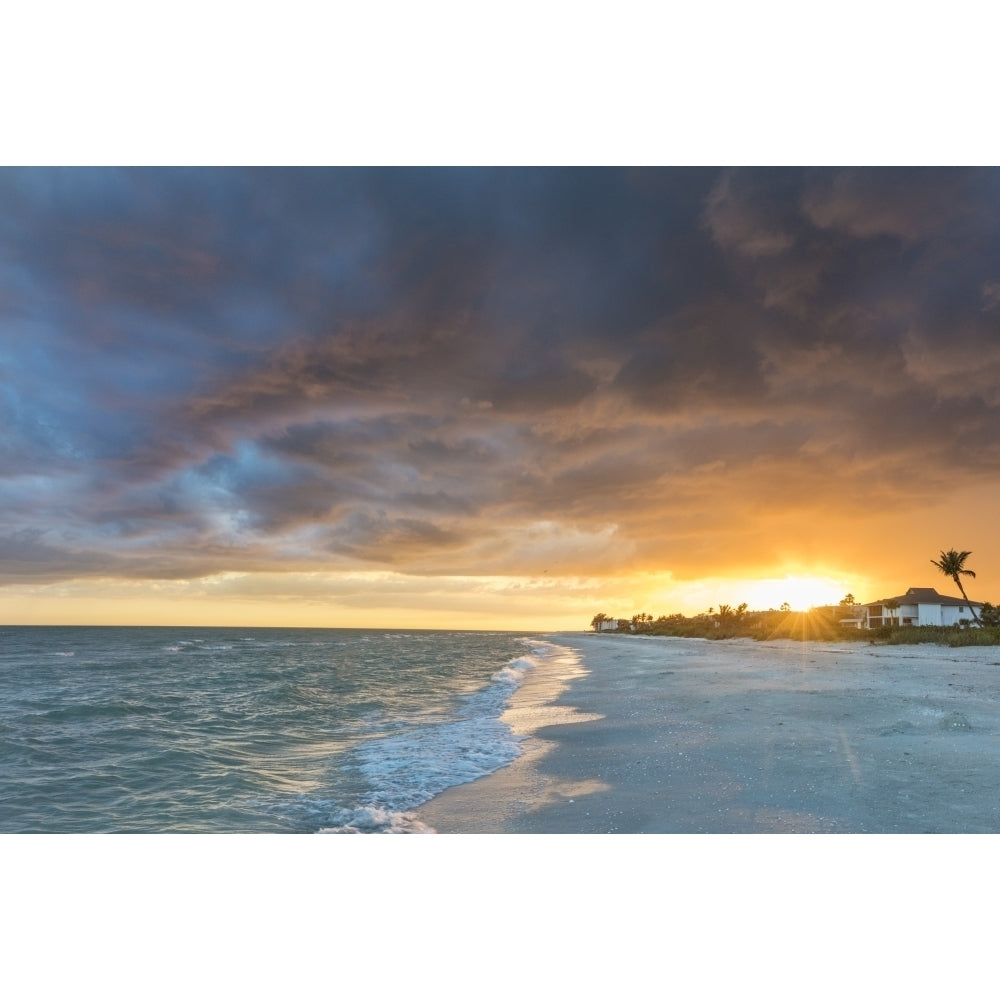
314, 641, 565, 833
31, 699, 157, 723
0, 628, 566, 833
317, 806, 435, 834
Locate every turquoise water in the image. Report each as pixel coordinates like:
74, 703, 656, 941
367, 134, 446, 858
0, 627, 562, 833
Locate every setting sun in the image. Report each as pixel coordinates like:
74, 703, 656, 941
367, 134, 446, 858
732, 576, 856, 613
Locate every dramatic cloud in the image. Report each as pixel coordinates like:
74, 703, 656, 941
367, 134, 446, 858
3, 167, 1000, 622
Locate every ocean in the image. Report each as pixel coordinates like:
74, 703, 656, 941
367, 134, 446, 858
0, 626, 573, 833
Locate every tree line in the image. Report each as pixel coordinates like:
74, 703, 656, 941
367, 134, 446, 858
590, 548, 1000, 643
590, 606, 843, 640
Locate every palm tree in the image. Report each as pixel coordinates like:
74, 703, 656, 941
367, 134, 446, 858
930, 549, 982, 625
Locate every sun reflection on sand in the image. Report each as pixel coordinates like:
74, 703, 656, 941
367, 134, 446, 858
525, 777, 613, 812
838, 730, 863, 785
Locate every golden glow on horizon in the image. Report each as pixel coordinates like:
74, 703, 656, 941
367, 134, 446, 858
0, 567, 874, 629
0, 572, 595, 630
641, 570, 868, 619
736, 576, 853, 612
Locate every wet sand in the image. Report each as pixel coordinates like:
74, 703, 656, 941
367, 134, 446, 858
417, 633, 1000, 833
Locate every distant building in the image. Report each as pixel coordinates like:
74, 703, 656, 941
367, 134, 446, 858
597, 618, 622, 631
823, 605, 866, 629
861, 587, 982, 628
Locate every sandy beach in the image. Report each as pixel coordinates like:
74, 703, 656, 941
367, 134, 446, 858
417, 633, 1000, 833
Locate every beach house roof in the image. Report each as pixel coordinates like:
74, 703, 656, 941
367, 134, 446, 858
864, 587, 982, 609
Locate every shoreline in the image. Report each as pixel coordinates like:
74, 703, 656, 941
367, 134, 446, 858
414, 637, 604, 833
416, 632, 1000, 833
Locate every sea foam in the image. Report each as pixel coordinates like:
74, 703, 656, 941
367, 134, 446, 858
316, 642, 559, 834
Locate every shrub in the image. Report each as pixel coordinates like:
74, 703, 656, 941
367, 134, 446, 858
947, 627, 1000, 647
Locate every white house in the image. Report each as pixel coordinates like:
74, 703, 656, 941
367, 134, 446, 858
862, 587, 982, 628
597, 618, 622, 631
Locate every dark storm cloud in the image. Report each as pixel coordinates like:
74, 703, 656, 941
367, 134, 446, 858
612, 301, 772, 412
0, 528, 122, 581
2, 167, 1000, 585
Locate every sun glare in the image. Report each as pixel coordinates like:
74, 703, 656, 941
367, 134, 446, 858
738, 576, 850, 613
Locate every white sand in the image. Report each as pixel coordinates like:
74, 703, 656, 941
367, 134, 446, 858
417, 633, 1000, 833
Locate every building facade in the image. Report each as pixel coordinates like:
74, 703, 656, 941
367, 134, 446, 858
862, 587, 981, 628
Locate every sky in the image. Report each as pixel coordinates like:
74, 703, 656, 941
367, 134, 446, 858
3, 166, 1000, 628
